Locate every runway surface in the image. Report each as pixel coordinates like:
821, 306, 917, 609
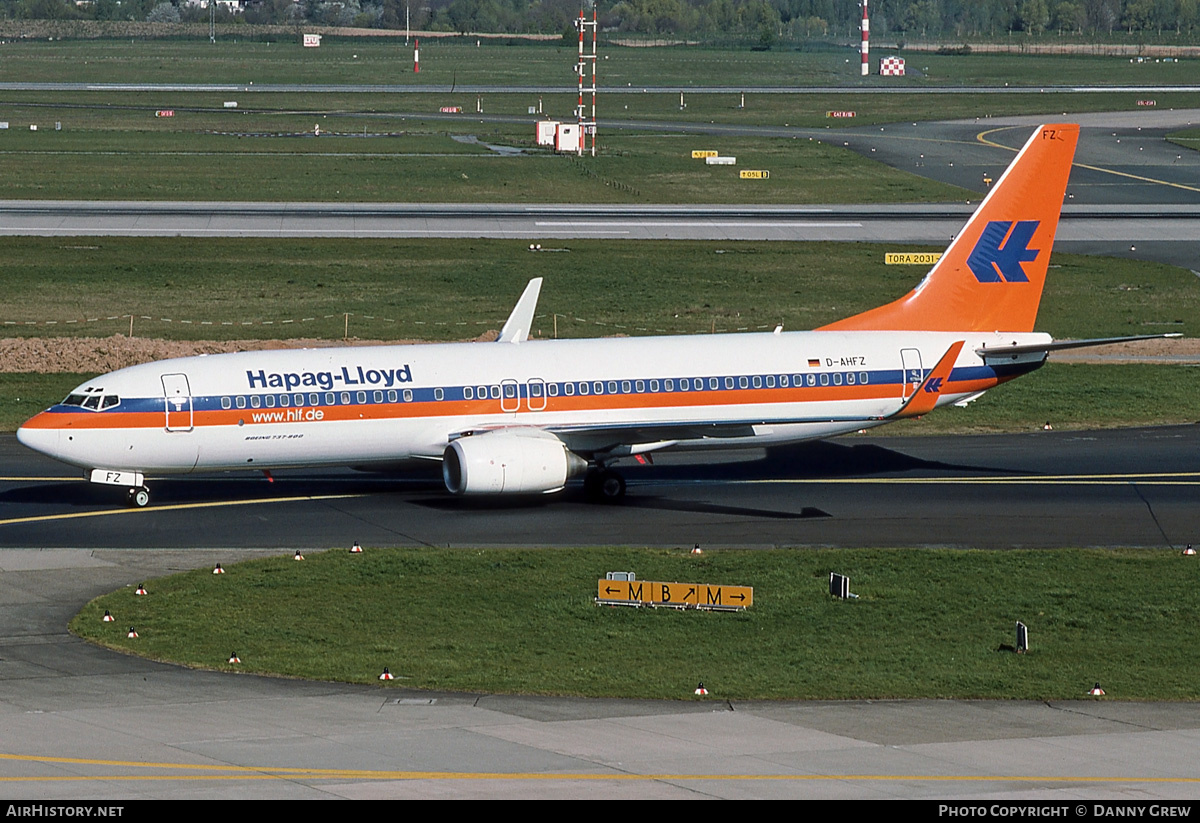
4, 108, 1200, 799
2, 427, 1198, 550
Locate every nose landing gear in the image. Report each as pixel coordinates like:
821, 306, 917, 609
126, 486, 151, 508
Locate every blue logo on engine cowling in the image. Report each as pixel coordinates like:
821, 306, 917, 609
967, 220, 1040, 283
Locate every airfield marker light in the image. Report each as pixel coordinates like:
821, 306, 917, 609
294, 550, 304, 561
414, 39, 419, 74
103, 610, 115, 622
136, 584, 148, 596
127, 628, 138, 639
691, 544, 703, 555
351, 541, 363, 554
213, 563, 224, 574
1184, 544, 1196, 556
379, 668, 395, 681
229, 653, 241, 664
694, 682, 708, 695
1088, 682, 1105, 696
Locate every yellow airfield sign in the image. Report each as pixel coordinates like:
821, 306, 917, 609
885, 252, 942, 265
739, 170, 769, 179
691, 150, 718, 158
596, 579, 753, 611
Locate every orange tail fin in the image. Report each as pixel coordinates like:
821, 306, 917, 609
820, 124, 1079, 333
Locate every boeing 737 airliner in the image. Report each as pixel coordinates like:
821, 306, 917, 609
16, 123, 1175, 506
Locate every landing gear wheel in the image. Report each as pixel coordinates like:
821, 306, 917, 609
585, 469, 626, 503
127, 486, 150, 508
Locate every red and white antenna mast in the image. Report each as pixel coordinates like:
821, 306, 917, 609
575, 8, 597, 157
860, 1, 869, 77
414, 38, 420, 74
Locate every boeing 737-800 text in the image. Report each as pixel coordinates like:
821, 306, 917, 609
16, 123, 1174, 507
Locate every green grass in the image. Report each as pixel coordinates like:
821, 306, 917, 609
1, 39, 1196, 90
0, 122, 969, 202
69, 546, 1200, 700
2, 239, 1195, 342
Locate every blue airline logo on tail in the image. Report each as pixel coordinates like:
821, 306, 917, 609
967, 220, 1040, 283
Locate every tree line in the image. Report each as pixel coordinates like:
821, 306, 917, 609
1, 0, 1196, 41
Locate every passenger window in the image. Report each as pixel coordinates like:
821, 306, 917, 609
403, 390, 413, 402
464, 386, 474, 400
266, 395, 276, 408
434, 388, 444, 401
752, 376, 762, 389
579, 382, 589, 395
504, 384, 517, 399
312, 393, 322, 406
373, 391, 383, 403
820, 374, 829, 386
709, 378, 719, 390
548, 384, 559, 397
806, 374, 816, 387
594, 382, 604, 395
607, 381, 617, 394
235, 396, 246, 409
250, 395, 261, 408
780, 375, 789, 388
530, 383, 543, 397
765, 375, 775, 388
725, 377, 734, 390
739, 376, 749, 389
329, 393, 338, 405
356, 391, 366, 404
221, 397, 232, 410
489, 386, 500, 399
665, 379, 675, 391
621, 381, 631, 393
860, 372, 869, 384
847, 372, 856, 385
635, 380, 644, 393
834, 373, 843, 386
650, 380, 659, 392
565, 383, 575, 396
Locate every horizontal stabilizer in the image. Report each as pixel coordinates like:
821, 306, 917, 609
976, 333, 1182, 359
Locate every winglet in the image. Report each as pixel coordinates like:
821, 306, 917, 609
821, 124, 1079, 334
497, 278, 543, 344
891, 341, 965, 419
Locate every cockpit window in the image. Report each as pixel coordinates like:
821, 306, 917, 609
61, 394, 87, 407
100, 395, 120, 409
61, 393, 119, 411
83, 395, 102, 410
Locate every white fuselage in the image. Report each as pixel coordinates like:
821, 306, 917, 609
18, 329, 1048, 480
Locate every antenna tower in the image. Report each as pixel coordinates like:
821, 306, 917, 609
575, 8, 597, 157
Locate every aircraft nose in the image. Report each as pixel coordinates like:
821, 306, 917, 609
17, 417, 61, 459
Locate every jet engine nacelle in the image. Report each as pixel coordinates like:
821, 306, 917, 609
442, 430, 586, 495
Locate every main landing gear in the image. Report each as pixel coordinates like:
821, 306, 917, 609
583, 467, 626, 503
126, 486, 151, 508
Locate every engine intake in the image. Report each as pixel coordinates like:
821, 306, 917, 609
443, 430, 586, 495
